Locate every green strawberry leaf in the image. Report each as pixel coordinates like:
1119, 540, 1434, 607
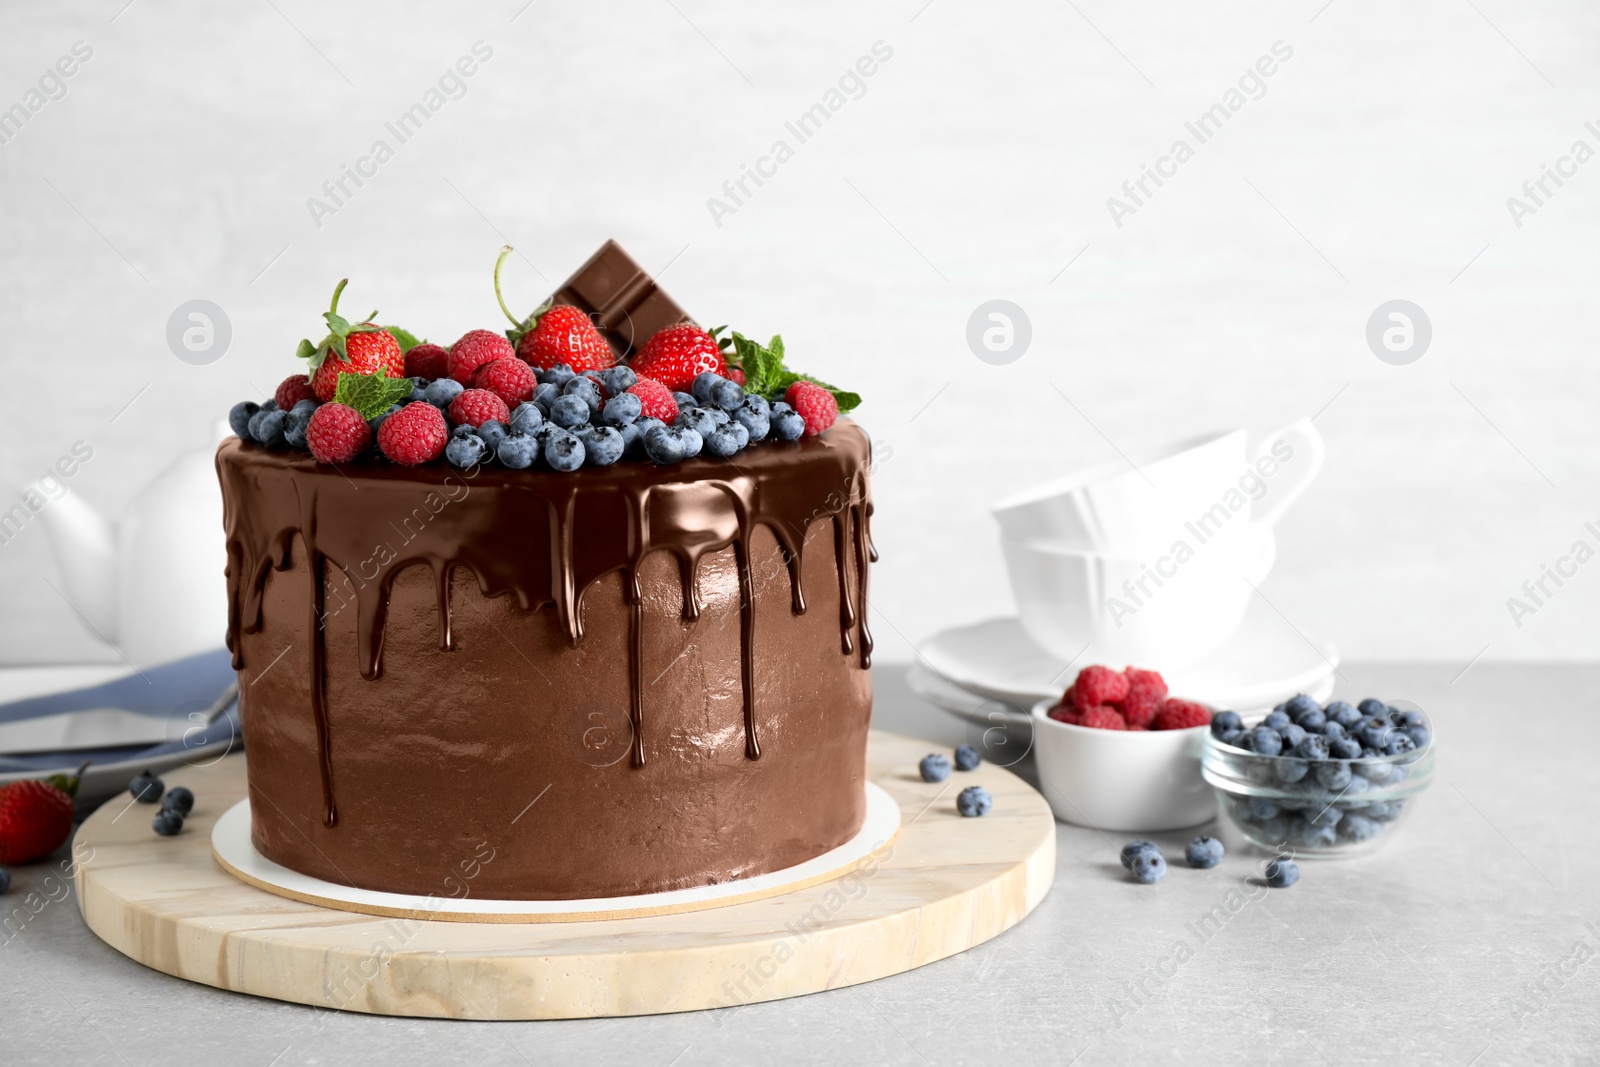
295, 338, 317, 362
386, 326, 423, 352
332, 368, 413, 420
324, 310, 351, 338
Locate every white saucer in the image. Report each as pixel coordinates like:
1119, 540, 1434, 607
907, 663, 1033, 730
916, 602, 1339, 711
211, 783, 901, 923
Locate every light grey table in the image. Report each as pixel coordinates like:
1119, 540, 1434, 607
3, 663, 1594, 1066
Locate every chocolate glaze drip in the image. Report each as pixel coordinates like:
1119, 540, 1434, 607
218, 421, 873, 828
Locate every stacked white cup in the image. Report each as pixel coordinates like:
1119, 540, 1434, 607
991, 420, 1325, 671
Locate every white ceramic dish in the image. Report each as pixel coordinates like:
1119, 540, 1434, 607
990, 419, 1324, 551
916, 607, 1339, 711
1029, 699, 1214, 832
1001, 525, 1275, 668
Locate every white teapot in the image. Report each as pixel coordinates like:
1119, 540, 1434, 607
37, 425, 229, 670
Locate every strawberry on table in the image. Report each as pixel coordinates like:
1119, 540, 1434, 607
296, 279, 406, 402
0, 765, 84, 865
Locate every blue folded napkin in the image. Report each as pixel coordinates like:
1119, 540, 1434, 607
0, 648, 241, 773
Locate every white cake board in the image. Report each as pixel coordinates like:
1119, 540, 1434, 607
210, 784, 901, 923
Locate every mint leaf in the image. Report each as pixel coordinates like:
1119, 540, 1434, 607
829, 389, 862, 413
332, 368, 414, 421
726, 330, 862, 415
732, 333, 785, 396
386, 326, 423, 353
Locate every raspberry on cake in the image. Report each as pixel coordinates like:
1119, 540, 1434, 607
448, 388, 511, 429
474, 357, 537, 406
404, 342, 450, 380
377, 400, 448, 465
448, 329, 516, 385
627, 376, 679, 423
274, 374, 317, 411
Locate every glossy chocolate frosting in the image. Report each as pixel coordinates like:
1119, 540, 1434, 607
217, 421, 874, 899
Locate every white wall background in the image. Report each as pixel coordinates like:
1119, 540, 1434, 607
2, 0, 1597, 668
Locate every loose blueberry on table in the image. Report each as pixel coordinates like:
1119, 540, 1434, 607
1185, 835, 1225, 869
956, 786, 993, 817
128, 770, 164, 803
919, 753, 952, 783
1264, 858, 1300, 888
1120, 840, 1158, 870
1129, 850, 1166, 885
162, 787, 195, 817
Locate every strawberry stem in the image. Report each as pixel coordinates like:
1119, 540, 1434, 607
328, 278, 349, 317
493, 246, 520, 327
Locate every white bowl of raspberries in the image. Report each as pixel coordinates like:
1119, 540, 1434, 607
1029, 665, 1217, 832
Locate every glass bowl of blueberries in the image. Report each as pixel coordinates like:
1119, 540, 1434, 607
1200, 694, 1434, 857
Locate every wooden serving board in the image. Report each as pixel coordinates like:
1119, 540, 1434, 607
73, 731, 1056, 1020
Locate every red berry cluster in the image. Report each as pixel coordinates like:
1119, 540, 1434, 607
1047, 665, 1213, 732
230, 253, 861, 471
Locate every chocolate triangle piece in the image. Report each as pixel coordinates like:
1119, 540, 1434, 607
547, 240, 693, 360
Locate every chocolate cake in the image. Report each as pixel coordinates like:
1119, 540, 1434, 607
218, 245, 874, 900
